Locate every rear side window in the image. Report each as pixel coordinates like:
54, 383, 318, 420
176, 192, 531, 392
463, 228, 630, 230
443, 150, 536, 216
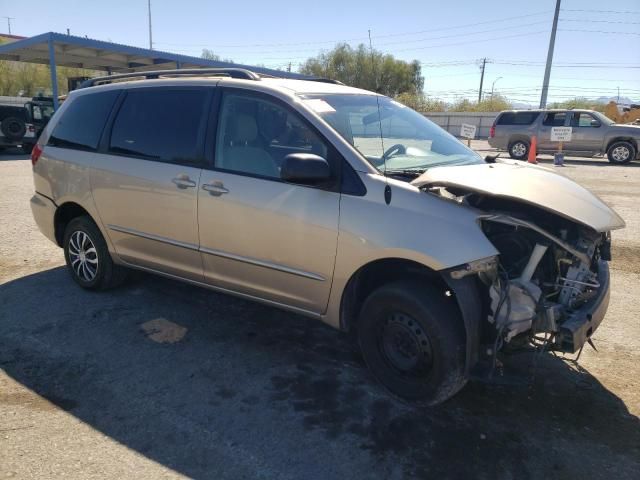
497, 112, 540, 125
542, 112, 567, 127
48, 91, 119, 150
109, 89, 208, 164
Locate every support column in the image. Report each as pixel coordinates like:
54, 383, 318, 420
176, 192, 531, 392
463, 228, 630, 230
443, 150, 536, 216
48, 36, 59, 110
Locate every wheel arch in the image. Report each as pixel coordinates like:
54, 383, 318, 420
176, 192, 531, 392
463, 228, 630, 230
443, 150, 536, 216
606, 136, 638, 153
339, 257, 484, 373
54, 202, 93, 247
508, 135, 531, 146
339, 258, 446, 332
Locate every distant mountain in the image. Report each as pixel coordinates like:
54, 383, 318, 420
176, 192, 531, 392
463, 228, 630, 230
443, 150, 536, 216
594, 96, 639, 106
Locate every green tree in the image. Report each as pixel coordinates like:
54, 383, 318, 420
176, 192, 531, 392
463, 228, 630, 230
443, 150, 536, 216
448, 94, 511, 112
300, 43, 423, 97
201, 49, 234, 64
547, 97, 607, 112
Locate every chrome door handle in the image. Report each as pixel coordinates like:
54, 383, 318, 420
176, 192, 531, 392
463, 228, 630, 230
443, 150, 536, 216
172, 175, 196, 189
202, 182, 229, 196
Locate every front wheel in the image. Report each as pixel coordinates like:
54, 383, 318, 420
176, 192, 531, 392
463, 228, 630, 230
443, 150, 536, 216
357, 281, 467, 406
607, 141, 635, 164
63, 216, 127, 290
508, 140, 529, 160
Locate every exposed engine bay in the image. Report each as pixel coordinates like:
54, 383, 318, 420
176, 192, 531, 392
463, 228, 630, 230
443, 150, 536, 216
430, 186, 611, 354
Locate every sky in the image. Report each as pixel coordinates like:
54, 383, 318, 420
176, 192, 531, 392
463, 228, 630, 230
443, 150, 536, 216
2, 0, 639, 105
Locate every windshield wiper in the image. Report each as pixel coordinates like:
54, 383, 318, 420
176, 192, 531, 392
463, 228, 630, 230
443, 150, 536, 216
383, 168, 427, 178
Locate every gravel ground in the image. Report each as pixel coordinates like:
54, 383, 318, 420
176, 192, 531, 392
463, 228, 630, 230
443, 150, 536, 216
1, 145, 639, 479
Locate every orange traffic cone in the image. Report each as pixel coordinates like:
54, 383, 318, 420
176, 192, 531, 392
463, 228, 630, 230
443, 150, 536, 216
527, 136, 538, 164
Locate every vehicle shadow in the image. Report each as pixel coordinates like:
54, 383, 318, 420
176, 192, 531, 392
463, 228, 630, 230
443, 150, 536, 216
1, 267, 638, 479
0, 148, 29, 160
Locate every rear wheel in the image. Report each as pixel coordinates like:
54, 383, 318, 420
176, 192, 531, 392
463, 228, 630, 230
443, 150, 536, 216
63, 216, 127, 290
508, 140, 529, 160
607, 141, 635, 164
357, 281, 467, 405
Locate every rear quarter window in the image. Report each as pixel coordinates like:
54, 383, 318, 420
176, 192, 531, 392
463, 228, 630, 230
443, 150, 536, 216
497, 112, 540, 125
48, 91, 119, 151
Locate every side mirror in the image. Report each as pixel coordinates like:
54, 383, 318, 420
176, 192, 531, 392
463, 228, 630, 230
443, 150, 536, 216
281, 153, 331, 185
590, 119, 601, 127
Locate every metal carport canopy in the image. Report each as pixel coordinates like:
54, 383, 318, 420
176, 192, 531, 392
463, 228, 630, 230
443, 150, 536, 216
0, 32, 309, 109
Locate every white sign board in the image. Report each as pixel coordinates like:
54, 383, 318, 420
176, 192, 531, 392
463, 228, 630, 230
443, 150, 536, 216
551, 126, 572, 142
460, 123, 477, 139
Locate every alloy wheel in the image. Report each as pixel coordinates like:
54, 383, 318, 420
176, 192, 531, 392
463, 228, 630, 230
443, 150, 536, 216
611, 146, 630, 162
68, 230, 99, 282
512, 142, 526, 157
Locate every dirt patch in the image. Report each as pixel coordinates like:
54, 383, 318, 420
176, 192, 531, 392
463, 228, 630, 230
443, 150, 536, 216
612, 244, 640, 274
140, 318, 187, 343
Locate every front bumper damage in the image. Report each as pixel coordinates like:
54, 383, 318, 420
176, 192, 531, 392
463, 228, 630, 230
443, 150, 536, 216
554, 260, 610, 353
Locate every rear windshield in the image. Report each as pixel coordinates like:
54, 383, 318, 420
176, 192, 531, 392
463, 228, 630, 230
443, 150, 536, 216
497, 112, 540, 125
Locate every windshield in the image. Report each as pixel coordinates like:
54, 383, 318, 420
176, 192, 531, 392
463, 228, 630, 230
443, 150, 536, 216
300, 94, 483, 172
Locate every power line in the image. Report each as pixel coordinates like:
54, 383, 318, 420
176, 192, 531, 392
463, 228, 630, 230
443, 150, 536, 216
153, 10, 552, 50
561, 18, 640, 25
558, 28, 640, 36
561, 8, 640, 15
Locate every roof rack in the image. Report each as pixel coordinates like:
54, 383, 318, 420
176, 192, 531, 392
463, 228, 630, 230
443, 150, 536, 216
79, 68, 261, 88
306, 78, 344, 85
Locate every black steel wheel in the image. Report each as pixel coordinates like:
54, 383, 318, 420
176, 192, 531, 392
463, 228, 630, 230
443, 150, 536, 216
357, 280, 466, 405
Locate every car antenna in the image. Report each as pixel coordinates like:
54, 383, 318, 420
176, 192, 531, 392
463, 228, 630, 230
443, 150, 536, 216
369, 29, 391, 205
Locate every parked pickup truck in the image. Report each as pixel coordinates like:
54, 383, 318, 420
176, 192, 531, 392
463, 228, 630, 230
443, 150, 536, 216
488, 109, 640, 164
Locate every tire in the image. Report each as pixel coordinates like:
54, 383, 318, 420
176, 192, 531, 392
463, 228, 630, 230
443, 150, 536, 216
357, 280, 467, 406
0, 117, 26, 142
63, 216, 127, 290
508, 140, 529, 160
607, 141, 635, 164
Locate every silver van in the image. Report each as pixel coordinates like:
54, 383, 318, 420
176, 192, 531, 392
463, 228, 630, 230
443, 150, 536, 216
488, 109, 640, 163
30, 69, 624, 404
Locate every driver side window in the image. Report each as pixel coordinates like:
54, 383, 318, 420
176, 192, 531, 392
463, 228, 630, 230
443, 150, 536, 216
215, 92, 328, 179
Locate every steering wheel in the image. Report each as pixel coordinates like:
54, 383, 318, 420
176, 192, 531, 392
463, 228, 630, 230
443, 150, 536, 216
382, 144, 407, 160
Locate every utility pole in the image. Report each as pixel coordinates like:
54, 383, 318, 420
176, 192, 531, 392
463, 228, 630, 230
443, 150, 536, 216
147, 0, 153, 50
617, 86, 620, 104
478, 58, 487, 103
540, 0, 561, 108
287, 62, 291, 73
3, 17, 14, 35
491, 76, 503, 98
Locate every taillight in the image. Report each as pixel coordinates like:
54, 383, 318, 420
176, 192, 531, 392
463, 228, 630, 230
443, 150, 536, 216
31, 144, 43, 167
489, 122, 496, 138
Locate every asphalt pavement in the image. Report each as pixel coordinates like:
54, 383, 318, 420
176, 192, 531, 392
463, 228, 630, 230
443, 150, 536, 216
1, 145, 639, 479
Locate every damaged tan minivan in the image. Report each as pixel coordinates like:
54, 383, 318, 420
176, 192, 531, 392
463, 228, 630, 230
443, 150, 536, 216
30, 69, 625, 405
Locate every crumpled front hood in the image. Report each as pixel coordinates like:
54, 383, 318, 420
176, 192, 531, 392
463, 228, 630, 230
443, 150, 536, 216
411, 161, 625, 232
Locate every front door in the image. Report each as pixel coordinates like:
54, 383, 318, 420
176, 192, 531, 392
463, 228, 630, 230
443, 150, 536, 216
197, 89, 340, 314
91, 87, 211, 281
567, 111, 603, 152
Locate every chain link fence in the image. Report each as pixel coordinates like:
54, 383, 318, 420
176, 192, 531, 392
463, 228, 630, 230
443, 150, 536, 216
420, 112, 500, 139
